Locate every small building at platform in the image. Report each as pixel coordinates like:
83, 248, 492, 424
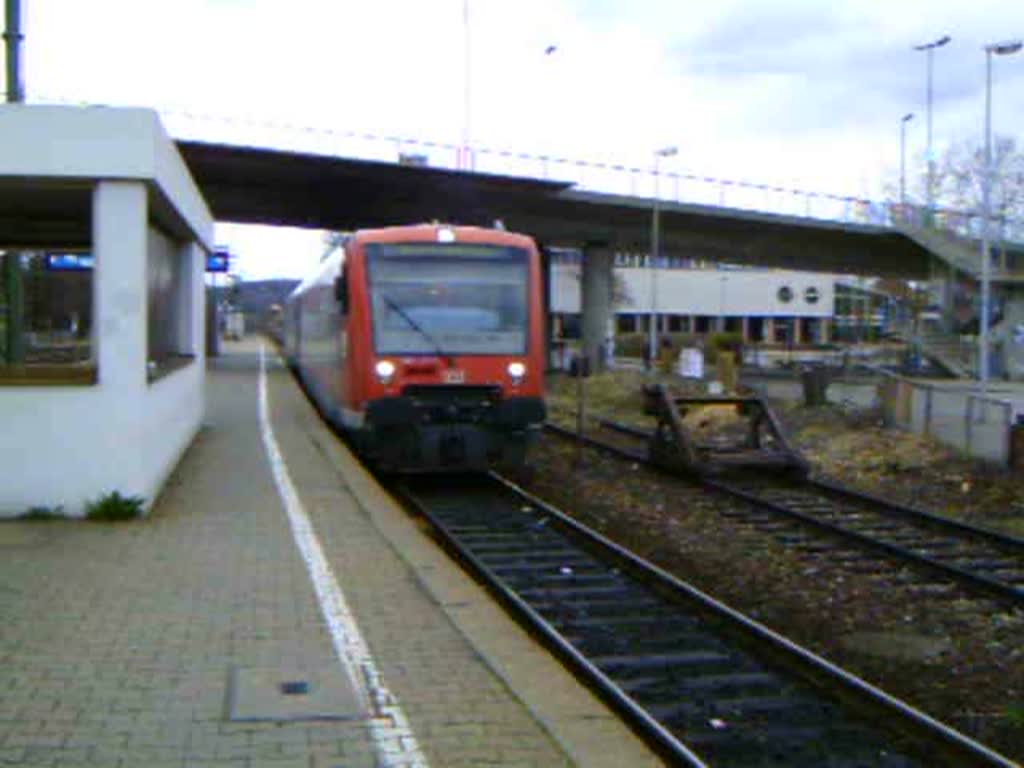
0, 106, 212, 517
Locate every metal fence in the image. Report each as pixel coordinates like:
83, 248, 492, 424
877, 370, 1016, 465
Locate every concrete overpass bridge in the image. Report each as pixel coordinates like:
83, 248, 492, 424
177, 140, 933, 280
5, 103, 1020, 372
171, 138, 1024, 373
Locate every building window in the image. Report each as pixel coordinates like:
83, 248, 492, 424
0, 250, 95, 383
777, 286, 793, 303
558, 313, 581, 339
805, 286, 820, 304
617, 314, 637, 333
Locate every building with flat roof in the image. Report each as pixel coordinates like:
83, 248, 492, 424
548, 250, 897, 347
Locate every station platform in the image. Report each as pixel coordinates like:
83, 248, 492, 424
0, 339, 661, 768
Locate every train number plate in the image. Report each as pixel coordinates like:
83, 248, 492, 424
443, 369, 466, 384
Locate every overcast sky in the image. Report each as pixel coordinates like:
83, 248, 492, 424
11, 0, 1024, 279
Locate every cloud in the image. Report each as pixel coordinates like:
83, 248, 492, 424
15, 0, 1024, 278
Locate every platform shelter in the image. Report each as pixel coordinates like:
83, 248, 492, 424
0, 106, 213, 517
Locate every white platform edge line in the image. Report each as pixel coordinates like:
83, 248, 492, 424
257, 344, 429, 768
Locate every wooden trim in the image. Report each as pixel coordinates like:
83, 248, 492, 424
0, 365, 98, 387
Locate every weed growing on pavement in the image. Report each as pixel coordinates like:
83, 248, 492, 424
85, 492, 145, 521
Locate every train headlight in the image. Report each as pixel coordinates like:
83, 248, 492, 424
507, 361, 526, 385
375, 360, 396, 384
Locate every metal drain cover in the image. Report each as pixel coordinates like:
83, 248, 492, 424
227, 665, 367, 721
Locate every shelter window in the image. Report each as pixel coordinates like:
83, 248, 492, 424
0, 250, 96, 385
146, 227, 196, 382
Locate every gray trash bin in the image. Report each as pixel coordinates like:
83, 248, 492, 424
800, 366, 829, 406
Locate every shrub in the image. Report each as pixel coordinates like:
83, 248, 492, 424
18, 505, 64, 521
85, 491, 145, 521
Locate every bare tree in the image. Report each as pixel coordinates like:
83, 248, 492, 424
899, 136, 1024, 240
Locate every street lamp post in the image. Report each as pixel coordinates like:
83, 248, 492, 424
900, 113, 914, 209
979, 39, 1022, 395
461, 0, 472, 170
913, 35, 951, 218
3, 0, 24, 365
649, 146, 678, 367
4, 0, 24, 103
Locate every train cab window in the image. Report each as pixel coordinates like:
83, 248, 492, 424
366, 243, 529, 355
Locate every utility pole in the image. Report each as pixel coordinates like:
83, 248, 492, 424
4, 0, 23, 103
900, 113, 914, 208
913, 35, 951, 221
3, 0, 25, 364
461, 0, 471, 170
979, 40, 1023, 395
648, 146, 677, 367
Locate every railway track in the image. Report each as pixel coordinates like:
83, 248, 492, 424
549, 419, 1024, 609
394, 473, 1015, 767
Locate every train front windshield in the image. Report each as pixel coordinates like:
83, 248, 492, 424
367, 243, 529, 355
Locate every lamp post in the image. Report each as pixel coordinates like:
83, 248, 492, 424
900, 113, 914, 209
3, 0, 24, 365
979, 39, 1022, 395
460, 0, 472, 170
648, 145, 678, 367
4, 0, 23, 103
913, 35, 951, 218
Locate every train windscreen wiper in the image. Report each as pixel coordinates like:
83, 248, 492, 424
378, 293, 454, 366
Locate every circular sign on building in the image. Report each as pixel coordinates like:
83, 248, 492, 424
777, 286, 793, 303
805, 286, 820, 304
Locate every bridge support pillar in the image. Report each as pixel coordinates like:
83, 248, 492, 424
581, 244, 614, 373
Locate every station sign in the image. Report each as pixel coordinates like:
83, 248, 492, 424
45, 253, 94, 271
206, 248, 231, 273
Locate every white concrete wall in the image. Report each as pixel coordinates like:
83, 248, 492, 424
552, 265, 835, 318
0, 105, 213, 250
0, 107, 212, 518
0, 182, 205, 517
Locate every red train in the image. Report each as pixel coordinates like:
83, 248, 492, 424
283, 223, 547, 472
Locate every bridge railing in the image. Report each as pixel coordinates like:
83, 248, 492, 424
155, 105, 913, 225
57, 100, 1019, 245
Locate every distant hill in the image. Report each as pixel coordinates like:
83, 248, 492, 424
213, 278, 300, 317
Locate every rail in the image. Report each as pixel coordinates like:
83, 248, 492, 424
394, 472, 1016, 767
549, 420, 1024, 608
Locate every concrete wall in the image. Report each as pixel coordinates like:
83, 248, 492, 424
0, 105, 212, 248
0, 107, 212, 517
552, 265, 834, 318
0, 183, 206, 516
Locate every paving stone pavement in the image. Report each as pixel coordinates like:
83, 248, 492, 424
0, 346, 660, 768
